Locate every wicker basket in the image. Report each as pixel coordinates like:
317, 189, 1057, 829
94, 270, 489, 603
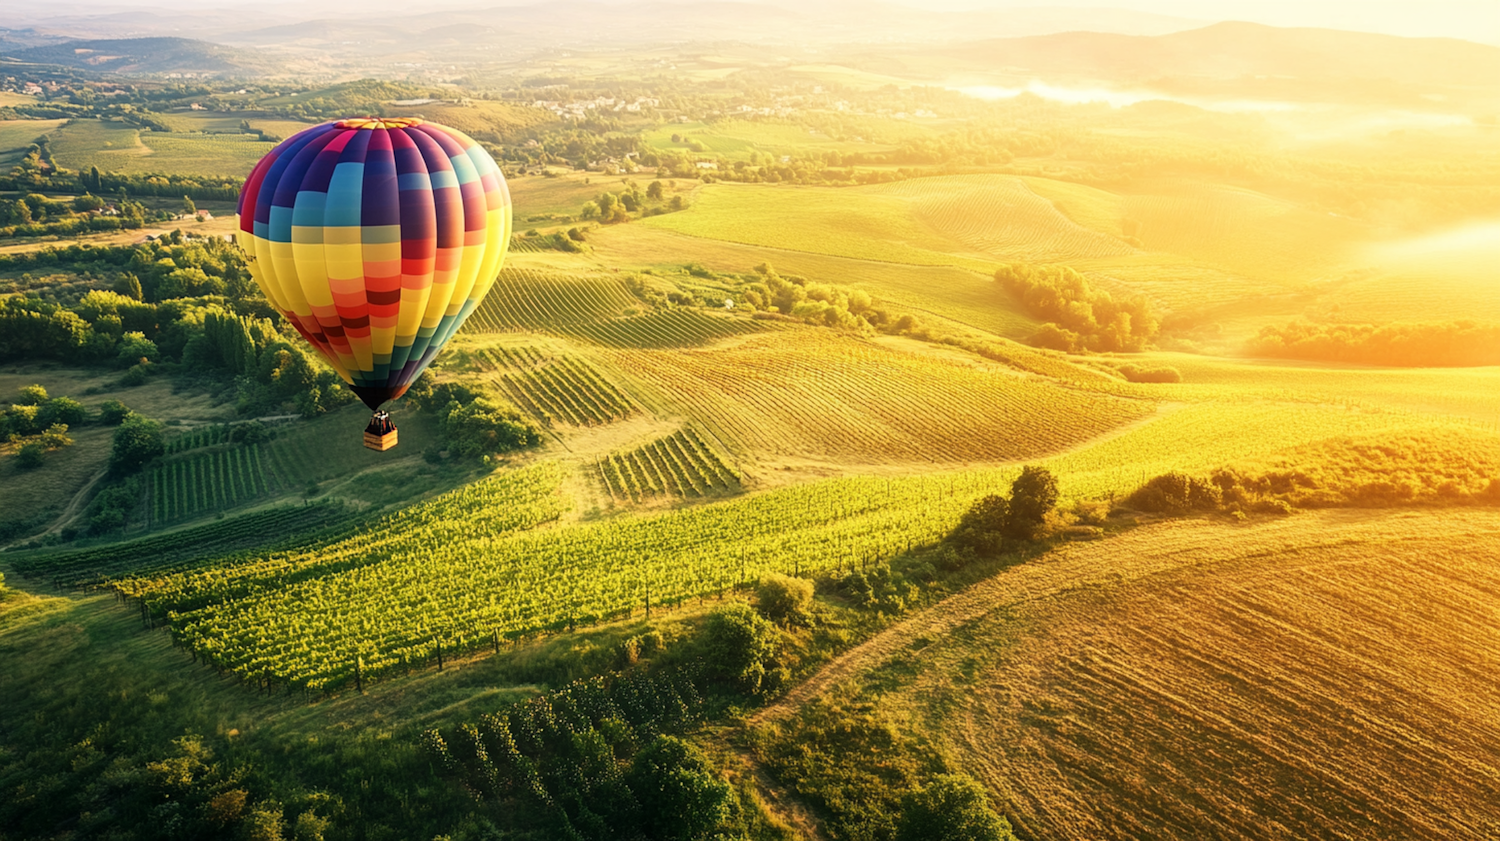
363, 429, 398, 451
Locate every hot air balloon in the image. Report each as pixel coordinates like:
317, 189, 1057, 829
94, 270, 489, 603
236, 117, 511, 450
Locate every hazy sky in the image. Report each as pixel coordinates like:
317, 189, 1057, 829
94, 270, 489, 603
6, 0, 1497, 44
893, 0, 1499, 42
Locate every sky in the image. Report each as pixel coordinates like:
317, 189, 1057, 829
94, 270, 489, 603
887, 0, 1500, 42
3, 0, 1496, 44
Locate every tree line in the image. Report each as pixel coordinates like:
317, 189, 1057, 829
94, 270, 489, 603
1248, 319, 1500, 367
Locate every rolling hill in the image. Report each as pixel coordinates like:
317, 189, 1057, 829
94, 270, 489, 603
2, 37, 268, 75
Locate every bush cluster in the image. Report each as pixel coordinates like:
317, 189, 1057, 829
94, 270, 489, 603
996, 263, 1158, 353
952, 465, 1060, 551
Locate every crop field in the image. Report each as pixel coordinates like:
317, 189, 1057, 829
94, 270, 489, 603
584, 224, 1042, 339
0, 119, 65, 162
596, 427, 741, 502
472, 345, 637, 427
875, 175, 1136, 262
642, 120, 899, 160
603, 330, 1154, 464
136, 131, 273, 178
133, 462, 1006, 690
1121, 184, 1365, 282
642, 182, 992, 268
872, 509, 1500, 841
165, 424, 235, 454
44, 119, 274, 178
148, 445, 275, 523
1153, 354, 1500, 426
9, 503, 352, 588
506, 171, 616, 216
45, 119, 152, 171
113, 389, 1493, 694
463, 267, 771, 348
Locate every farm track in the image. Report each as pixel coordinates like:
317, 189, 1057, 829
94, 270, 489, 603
4, 467, 109, 549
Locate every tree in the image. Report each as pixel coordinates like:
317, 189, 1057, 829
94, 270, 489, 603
896, 774, 1014, 841
110, 414, 164, 474
1004, 465, 1058, 540
700, 603, 784, 694
15, 442, 45, 469
756, 573, 814, 626
182, 195, 197, 219
440, 397, 542, 458
626, 736, 733, 841
11, 198, 31, 224
116, 332, 159, 367
647, 180, 665, 200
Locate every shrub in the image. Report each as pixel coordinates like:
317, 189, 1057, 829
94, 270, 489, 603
40, 396, 87, 427
97, 399, 132, 425
626, 736, 733, 841
896, 774, 1014, 841
699, 603, 784, 695
1124, 472, 1222, 514
1117, 363, 1182, 383
953, 494, 1009, 551
15, 441, 45, 469
17, 383, 47, 405
756, 573, 814, 625
121, 363, 151, 387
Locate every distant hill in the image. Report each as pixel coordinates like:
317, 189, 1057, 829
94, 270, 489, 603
1, 37, 266, 75
948, 22, 1500, 91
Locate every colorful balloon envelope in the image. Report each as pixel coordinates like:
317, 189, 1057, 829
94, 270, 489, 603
236, 117, 511, 444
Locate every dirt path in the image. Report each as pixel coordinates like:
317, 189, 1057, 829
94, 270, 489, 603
24, 467, 108, 545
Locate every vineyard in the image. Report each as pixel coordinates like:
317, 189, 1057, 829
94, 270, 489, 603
472, 346, 636, 427
463, 267, 768, 348
9, 503, 352, 588
165, 424, 235, 454
877, 175, 1135, 262
596, 427, 741, 503
149, 445, 275, 523
603, 330, 1153, 463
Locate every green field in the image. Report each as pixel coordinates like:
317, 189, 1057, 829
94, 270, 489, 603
643, 120, 901, 161
0, 119, 65, 164
45, 118, 277, 178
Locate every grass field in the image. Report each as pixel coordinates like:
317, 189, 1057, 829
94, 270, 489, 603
875, 175, 1136, 262
0, 119, 65, 164
643, 120, 899, 161
44, 119, 276, 178
1120, 183, 1365, 282
583, 224, 1042, 339
642, 181, 993, 268
851, 509, 1500, 841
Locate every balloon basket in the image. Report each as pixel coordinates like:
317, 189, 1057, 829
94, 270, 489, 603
363, 411, 398, 452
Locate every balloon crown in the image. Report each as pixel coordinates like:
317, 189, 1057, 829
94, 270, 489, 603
334, 117, 426, 130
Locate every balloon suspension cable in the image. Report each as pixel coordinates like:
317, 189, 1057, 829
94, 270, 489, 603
363, 409, 398, 452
